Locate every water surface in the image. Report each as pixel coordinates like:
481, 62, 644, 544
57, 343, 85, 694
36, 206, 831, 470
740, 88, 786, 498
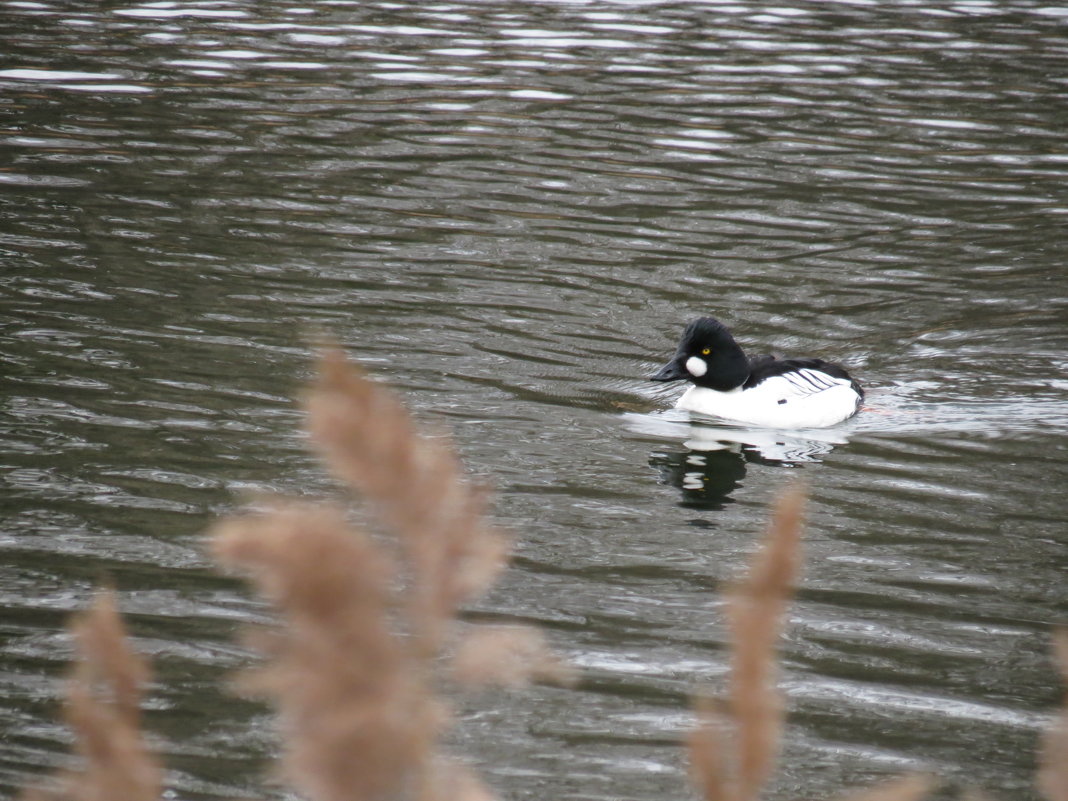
2, 2, 1067, 799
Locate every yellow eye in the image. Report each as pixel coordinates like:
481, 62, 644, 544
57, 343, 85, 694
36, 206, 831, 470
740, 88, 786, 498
701, 348, 711, 355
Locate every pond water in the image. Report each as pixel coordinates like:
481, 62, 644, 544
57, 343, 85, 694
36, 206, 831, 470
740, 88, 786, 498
2, 1, 1067, 799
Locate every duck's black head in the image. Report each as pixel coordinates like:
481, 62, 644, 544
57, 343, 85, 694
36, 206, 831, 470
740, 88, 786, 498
649, 317, 750, 391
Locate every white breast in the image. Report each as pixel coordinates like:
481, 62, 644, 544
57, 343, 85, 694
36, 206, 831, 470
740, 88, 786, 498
676, 370, 860, 429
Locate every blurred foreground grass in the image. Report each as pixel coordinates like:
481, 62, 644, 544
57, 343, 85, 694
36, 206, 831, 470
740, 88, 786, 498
21, 348, 1068, 801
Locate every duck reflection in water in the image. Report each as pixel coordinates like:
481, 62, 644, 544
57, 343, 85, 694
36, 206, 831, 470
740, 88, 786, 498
649, 447, 748, 511
629, 412, 849, 510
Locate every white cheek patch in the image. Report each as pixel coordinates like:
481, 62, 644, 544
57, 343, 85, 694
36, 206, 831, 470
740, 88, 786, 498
685, 356, 708, 377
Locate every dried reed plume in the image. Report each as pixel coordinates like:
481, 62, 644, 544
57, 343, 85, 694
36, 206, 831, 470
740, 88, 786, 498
688, 484, 804, 801
21, 590, 160, 801
213, 503, 440, 801
211, 346, 570, 801
24, 348, 1068, 801
307, 347, 511, 658
688, 484, 934, 801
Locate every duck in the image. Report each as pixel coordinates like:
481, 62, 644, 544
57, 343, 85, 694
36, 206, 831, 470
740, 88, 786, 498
650, 317, 863, 429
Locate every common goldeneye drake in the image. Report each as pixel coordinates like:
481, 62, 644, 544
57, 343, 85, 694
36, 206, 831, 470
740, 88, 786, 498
650, 317, 863, 429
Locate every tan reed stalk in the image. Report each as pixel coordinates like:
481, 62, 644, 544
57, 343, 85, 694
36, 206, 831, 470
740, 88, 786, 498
688, 485, 936, 801
1039, 629, 1068, 801
212, 346, 568, 801
303, 346, 565, 691
688, 694, 731, 801
25, 349, 1065, 801
451, 624, 575, 689
726, 483, 805, 801
305, 346, 510, 659
212, 503, 442, 801
688, 483, 806, 801
21, 590, 160, 801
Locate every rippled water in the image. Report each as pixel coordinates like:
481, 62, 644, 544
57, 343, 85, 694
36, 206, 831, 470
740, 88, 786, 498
2, 2, 1067, 799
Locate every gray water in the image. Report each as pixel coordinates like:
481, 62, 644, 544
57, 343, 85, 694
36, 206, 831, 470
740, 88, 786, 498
2, 1, 1067, 799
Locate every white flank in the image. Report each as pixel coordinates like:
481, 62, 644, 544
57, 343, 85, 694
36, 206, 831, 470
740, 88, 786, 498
676, 371, 860, 428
